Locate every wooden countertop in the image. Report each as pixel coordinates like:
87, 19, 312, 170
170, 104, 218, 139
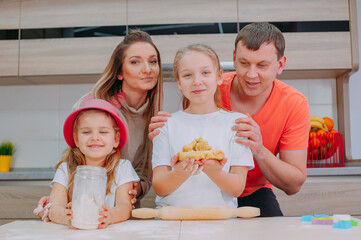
0, 217, 360, 240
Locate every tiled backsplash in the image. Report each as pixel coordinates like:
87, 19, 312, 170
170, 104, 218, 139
283, 79, 338, 123
0, 79, 336, 169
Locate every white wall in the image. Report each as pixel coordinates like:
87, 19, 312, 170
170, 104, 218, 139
0, 84, 92, 168
0, 79, 336, 169
348, 0, 361, 160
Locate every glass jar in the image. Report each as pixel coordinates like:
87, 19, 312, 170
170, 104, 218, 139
71, 165, 107, 229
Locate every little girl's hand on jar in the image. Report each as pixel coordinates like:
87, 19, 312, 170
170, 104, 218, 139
66, 202, 77, 229
98, 204, 112, 229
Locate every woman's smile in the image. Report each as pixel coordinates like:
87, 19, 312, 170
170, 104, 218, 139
141, 77, 155, 82
192, 89, 206, 94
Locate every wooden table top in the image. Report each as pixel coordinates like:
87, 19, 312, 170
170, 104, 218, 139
0, 217, 360, 240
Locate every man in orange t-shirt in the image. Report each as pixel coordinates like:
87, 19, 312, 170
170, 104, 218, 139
149, 22, 310, 217
218, 22, 310, 216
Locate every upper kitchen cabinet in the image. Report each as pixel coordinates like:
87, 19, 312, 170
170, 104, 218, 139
0, 0, 358, 84
0, 0, 20, 29
127, 0, 238, 25
127, 0, 238, 64
20, 0, 126, 29
0, 40, 20, 85
0, 1, 19, 84
19, 37, 120, 76
237, 0, 349, 22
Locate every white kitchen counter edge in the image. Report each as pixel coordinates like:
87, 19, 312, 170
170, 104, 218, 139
0, 168, 54, 180
1, 166, 361, 180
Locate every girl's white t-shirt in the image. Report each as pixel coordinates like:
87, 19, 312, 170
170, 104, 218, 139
51, 160, 139, 208
152, 110, 254, 208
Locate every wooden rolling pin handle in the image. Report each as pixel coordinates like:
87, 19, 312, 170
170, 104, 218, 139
234, 206, 260, 218
132, 206, 260, 220
132, 208, 159, 219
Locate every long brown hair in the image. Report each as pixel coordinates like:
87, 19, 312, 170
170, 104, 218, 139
56, 109, 121, 201
173, 44, 222, 110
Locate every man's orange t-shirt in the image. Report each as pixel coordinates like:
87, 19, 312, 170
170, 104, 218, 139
219, 72, 310, 197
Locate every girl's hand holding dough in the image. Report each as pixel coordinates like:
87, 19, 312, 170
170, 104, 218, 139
171, 155, 203, 176
201, 158, 227, 175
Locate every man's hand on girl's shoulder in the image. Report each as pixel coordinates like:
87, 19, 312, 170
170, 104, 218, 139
232, 113, 263, 157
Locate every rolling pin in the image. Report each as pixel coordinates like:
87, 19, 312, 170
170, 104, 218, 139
132, 206, 260, 220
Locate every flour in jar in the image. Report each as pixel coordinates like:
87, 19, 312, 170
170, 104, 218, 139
71, 194, 101, 229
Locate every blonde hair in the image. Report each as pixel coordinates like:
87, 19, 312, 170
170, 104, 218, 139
56, 109, 121, 201
91, 30, 163, 180
173, 44, 222, 110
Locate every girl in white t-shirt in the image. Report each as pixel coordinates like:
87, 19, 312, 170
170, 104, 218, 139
152, 44, 254, 208
49, 99, 139, 228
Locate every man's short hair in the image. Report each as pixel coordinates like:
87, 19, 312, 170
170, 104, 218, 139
235, 22, 285, 59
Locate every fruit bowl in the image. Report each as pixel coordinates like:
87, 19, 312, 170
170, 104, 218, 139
307, 133, 344, 167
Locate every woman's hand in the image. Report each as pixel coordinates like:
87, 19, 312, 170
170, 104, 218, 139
171, 155, 203, 176
33, 196, 51, 222
98, 204, 112, 229
232, 113, 263, 159
128, 182, 139, 208
148, 111, 171, 141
